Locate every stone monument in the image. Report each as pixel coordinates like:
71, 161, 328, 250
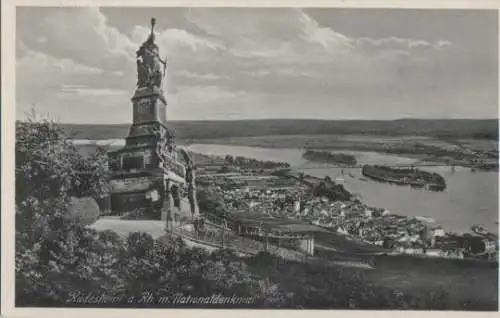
108, 18, 199, 231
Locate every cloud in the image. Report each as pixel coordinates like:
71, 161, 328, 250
57, 85, 129, 97
35, 37, 48, 44
40, 8, 136, 68
16, 48, 105, 101
435, 40, 452, 50
18, 7, 223, 75
17, 49, 103, 76
16, 7, 231, 122
175, 70, 227, 80
185, 8, 451, 70
16, 7, 493, 122
298, 11, 354, 54
178, 8, 450, 95
241, 68, 316, 78
160, 28, 224, 52
16, 48, 111, 121
356, 36, 452, 56
186, 8, 311, 60
169, 85, 267, 120
130, 25, 224, 54
176, 85, 246, 104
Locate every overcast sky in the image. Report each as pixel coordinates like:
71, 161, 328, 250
16, 7, 498, 123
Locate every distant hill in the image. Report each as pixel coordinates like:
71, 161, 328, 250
39, 119, 498, 141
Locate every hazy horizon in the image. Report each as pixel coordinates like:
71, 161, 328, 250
16, 7, 498, 123
23, 117, 499, 125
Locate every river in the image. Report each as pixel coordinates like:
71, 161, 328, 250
188, 143, 499, 235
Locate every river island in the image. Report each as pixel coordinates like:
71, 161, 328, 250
362, 165, 447, 191
302, 150, 357, 166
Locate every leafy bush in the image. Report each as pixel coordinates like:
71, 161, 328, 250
16, 224, 126, 306
67, 196, 101, 226
197, 188, 230, 219
15, 113, 111, 305
16, 116, 109, 203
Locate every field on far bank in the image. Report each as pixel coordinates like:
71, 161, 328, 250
182, 134, 499, 154
458, 139, 499, 152
183, 134, 430, 149
55, 119, 498, 141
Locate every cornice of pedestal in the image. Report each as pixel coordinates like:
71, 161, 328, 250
131, 86, 167, 102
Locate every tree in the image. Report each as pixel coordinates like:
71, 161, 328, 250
15, 113, 111, 305
16, 116, 107, 247
224, 155, 234, 164
16, 115, 108, 204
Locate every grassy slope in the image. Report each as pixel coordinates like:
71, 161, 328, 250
368, 255, 498, 310
55, 119, 498, 141
89, 217, 497, 309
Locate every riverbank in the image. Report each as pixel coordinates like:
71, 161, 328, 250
188, 143, 498, 235
70, 134, 498, 170
182, 134, 498, 169
284, 169, 495, 259
196, 149, 498, 263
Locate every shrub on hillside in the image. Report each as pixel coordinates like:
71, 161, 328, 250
67, 196, 101, 226
16, 117, 108, 204
244, 252, 456, 310
16, 225, 127, 306
118, 233, 263, 303
197, 188, 230, 219
15, 114, 111, 305
16, 114, 109, 235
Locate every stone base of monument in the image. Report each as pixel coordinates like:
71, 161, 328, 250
89, 217, 166, 239
91, 196, 197, 238
160, 198, 194, 221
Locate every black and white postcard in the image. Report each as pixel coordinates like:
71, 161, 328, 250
2, 0, 499, 317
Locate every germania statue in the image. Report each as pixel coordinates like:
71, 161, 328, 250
136, 18, 167, 89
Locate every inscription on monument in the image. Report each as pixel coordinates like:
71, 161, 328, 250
109, 176, 158, 193
134, 98, 154, 122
